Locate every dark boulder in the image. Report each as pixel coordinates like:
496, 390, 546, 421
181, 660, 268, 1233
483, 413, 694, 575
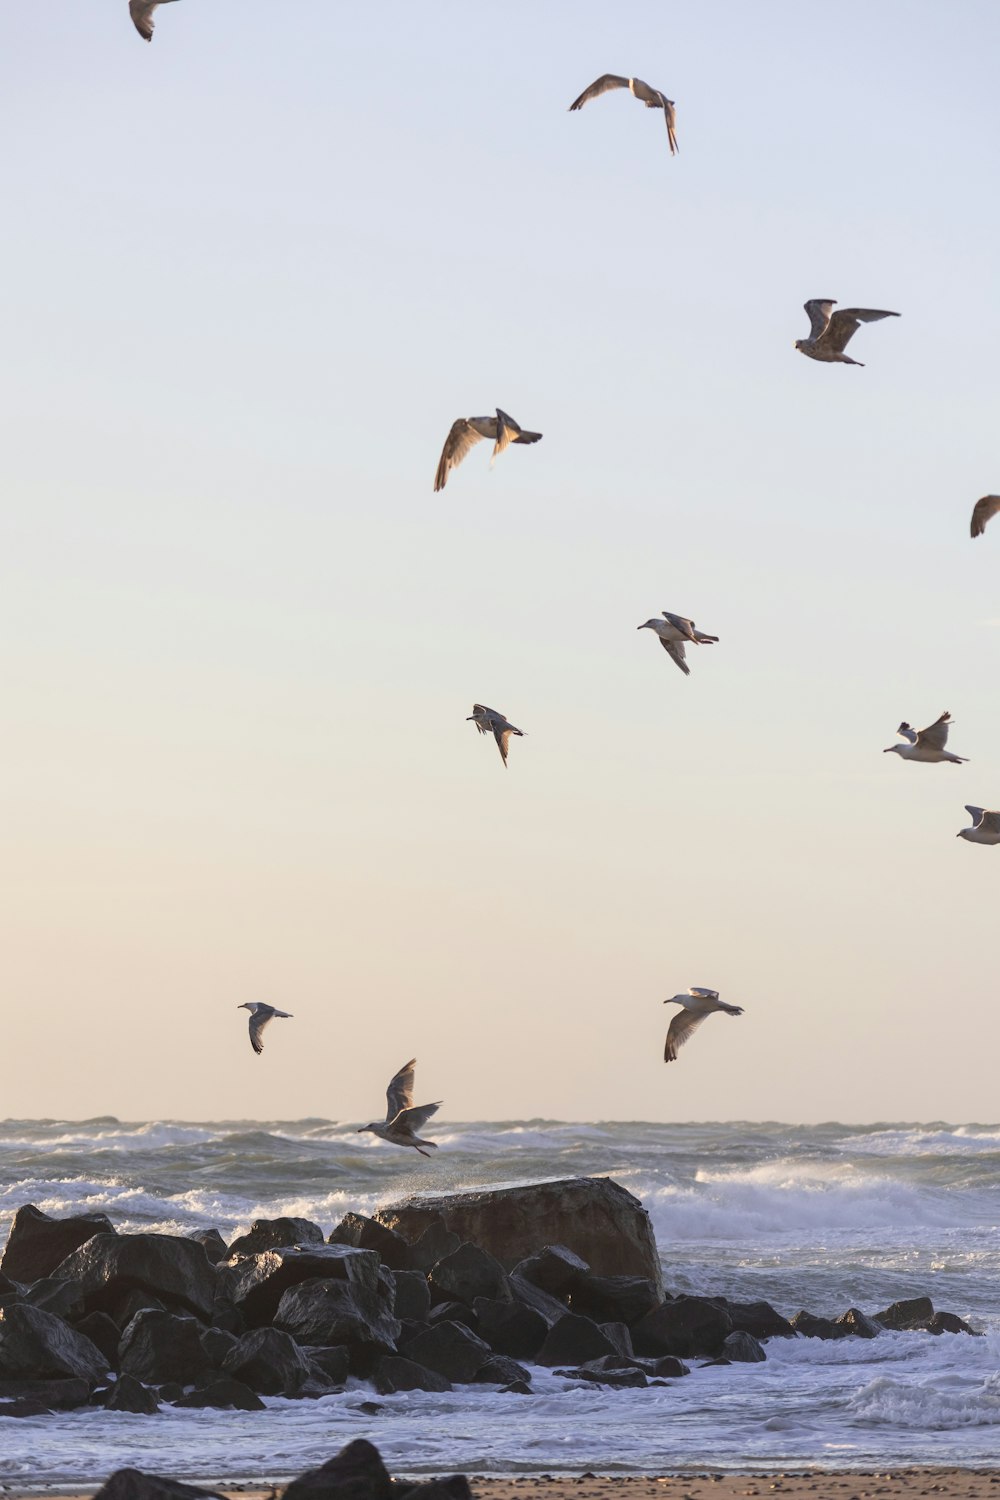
646, 1354, 690, 1377
474, 1354, 530, 1385
0, 1304, 107, 1381
789, 1311, 849, 1340
1, 1205, 115, 1284
330, 1216, 411, 1271
429, 1242, 511, 1307
0, 1398, 53, 1417
401, 1321, 492, 1383
76, 1312, 123, 1370
406, 1221, 462, 1275
199, 1327, 238, 1366
105, 1289, 166, 1333
599, 1322, 633, 1357
274, 1278, 400, 1373
222, 1327, 315, 1396
927, 1310, 980, 1335
308, 1345, 350, 1383
403, 1482, 471, 1500
874, 1296, 934, 1331
0, 1376, 91, 1408
371, 1356, 452, 1394
190, 1230, 228, 1266
500, 1379, 531, 1394
472, 1297, 547, 1359
835, 1308, 881, 1339
725, 1300, 796, 1340
94, 1472, 224, 1500
227, 1244, 380, 1327
536, 1313, 619, 1367
556, 1364, 647, 1388
227, 1218, 325, 1259
376, 1178, 663, 1296
173, 1376, 264, 1410
632, 1297, 734, 1359
105, 1374, 160, 1414
721, 1331, 766, 1362
427, 1301, 478, 1331
391, 1270, 430, 1322
119, 1311, 212, 1386
511, 1245, 589, 1298
282, 1437, 394, 1500
508, 1274, 569, 1327
23, 1278, 88, 1322
52, 1234, 218, 1321
570, 1275, 659, 1327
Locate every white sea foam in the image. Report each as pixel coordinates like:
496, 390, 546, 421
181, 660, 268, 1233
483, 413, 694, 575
847, 1372, 1000, 1428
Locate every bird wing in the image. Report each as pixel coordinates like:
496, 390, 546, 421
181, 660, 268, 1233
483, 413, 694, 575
965, 805, 986, 824
825, 308, 899, 354
896, 722, 918, 745
493, 722, 523, 766
803, 300, 836, 341
980, 810, 1000, 835
659, 637, 689, 675
392, 1102, 441, 1134
493, 409, 522, 459
248, 1009, 273, 1055
435, 419, 488, 492
129, 0, 157, 39
568, 75, 631, 111
661, 611, 696, 640
662, 98, 679, 154
916, 712, 952, 752
688, 987, 720, 1000
971, 495, 1000, 538
664, 1008, 708, 1062
386, 1059, 416, 1121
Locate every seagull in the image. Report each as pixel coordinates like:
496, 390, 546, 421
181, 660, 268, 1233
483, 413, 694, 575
434, 410, 542, 492
957, 807, 1000, 845
637, 611, 719, 676
795, 300, 899, 366
568, 75, 678, 155
971, 496, 1000, 538
467, 704, 525, 767
129, 0, 180, 41
663, 988, 744, 1063
237, 1003, 293, 1056
884, 712, 968, 765
358, 1059, 441, 1157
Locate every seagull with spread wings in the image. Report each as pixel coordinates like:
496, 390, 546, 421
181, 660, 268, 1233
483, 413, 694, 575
358, 1059, 442, 1157
971, 495, 1000, 538
434, 409, 542, 492
637, 611, 719, 676
467, 704, 525, 767
795, 300, 899, 366
129, 0, 180, 41
884, 712, 968, 765
663, 988, 744, 1063
957, 807, 1000, 845
569, 75, 678, 155
237, 1002, 293, 1056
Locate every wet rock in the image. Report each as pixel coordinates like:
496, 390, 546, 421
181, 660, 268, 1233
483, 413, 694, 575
835, 1308, 881, 1339
274, 1278, 400, 1373
632, 1296, 734, 1359
105, 1289, 166, 1333
190, 1230, 228, 1266
119, 1311, 212, 1386
173, 1376, 264, 1411
1, 1205, 115, 1285
0, 1397, 56, 1417
308, 1345, 350, 1383
406, 1221, 462, 1275
500, 1379, 531, 1394
391, 1270, 430, 1322
227, 1218, 325, 1259
874, 1296, 934, 1331
536, 1312, 619, 1366
156, 1382, 183, 1403
427, 1301, 478, 1330
199, 1326, 238, 1367
789, 1310, 850, 1340
722, 1331, 766, 1362
403, 1481, 471, 1500
511, 1245, 589, 1298
76, 1312, 123, 1370
94, 1472, 224, 1500
52, 1234, 218, 1321
371, 1355, 452, 1394
22, 1278, 88, 1322
569, 1275, 659, 1327
105, 1374, 160, 1414
556, 1364, 647, 1388
724, 1299, 796, 1340
508, 1274, 569, 1327
282, 1436, 394, 1500
926, 1310, 980, 1335
599, 1322, 633, 1357
646, 1355, 690, 1378
330, 1215, 411, 1272
474, 1354, 531, 1385
0, 1376, 91, 1408
401, 1321, 492, 1383
227, 1244, 380, 1327
472, 1296, 547, 1359
222, 1326, 315, 1396
0, 1304, 108, 1381
429, 1242, 511, 1307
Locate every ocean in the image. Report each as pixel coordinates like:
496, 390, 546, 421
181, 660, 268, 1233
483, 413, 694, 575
1, 1118, 998, 1488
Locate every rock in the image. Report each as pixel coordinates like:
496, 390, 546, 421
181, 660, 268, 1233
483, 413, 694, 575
405, 1221, 463, 1275
874, 1296, 934, 1331
724, 1300, 796, 1340
274, 1278, 400, 1373
190, 1230, 229, 1266
427, 1301, 478, 1330
308, 1345, 351, 1383
376, 1178, 663, 1296
199, 1327, 238, 1366
404, 1481, 471, 1500
52, 1234, 218, 1321
722, 1331, 766, 1362
173, 1376, 265, 1410
536, 1312, 619, 1367
227, 1218, 325, 1259
598, 1321, 634, 1357
835, 1308, 881, 1339
282, 1437, 394, 1500
0, 1398, 54, 1417
0, 1376, 92, 1408
511, 1245, 589, 1298
330, 1216, 411, 1271
94, 1472, 223, 1500
927, 1310, 979, 1335
474, 1355, 530, 1385
1, 1205, 115, 1284
222, 1327, 315, 1396
500, 1379, 531, 1394
23, 1278, 88, 1321
401, 1321, 493, 1383
789, 1311, 849, 1340
105, 1289, 166, 1332
0, 1304, 107, 1381
647, 1355, 690, 1377
391, 1270, 430, 1322
227, 1244, 380, 1327
105, 1374, 160, 1414
371, 1356, 452, 1394
156, 1383, 183, 1403
355, 1400, 383, 1415
632, 1297, 734, 1358
570, 1275, 659, 1327
508, 1274, 570, 1327
429, 1242, 511, 1307
76, 1312, 123, 1370
472, 1297, 547, 1359
119, 1311, 212, 1386
561, 1364, 648, 1388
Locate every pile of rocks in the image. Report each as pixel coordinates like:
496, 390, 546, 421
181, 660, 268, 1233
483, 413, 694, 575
0, 1177, 980, 1418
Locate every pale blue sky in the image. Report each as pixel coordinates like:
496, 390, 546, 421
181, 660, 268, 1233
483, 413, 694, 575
2, 2, 998, 1123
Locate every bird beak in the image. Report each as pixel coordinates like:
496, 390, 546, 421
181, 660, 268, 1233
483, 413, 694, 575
637, 623, 648, 631
882, 747, 893, 753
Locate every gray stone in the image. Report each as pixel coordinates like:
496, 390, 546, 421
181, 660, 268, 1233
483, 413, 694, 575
599, 1321, 633, 1356
536, 1313, 618, 1367
105, 1374, 160, 1414
119, 1311, 212, 1386
282, 1437, 394, 1500
274, 1278, 400, 1373
472, 1296, 548, 1359
508, 1274, 569, 1327
227, 1218, 325, 1259
406, 1221, 462, 1275
0, 1376, 91, 1408
721, 1331, 767, 1362
391, 1270, 430, 1322
569, 1275, 659, 1327
835, 1308, 881, 1339
76, 1312, 123, 1370
724, 1299, 796, 1339
1, 1205, 115, 1285
307, 1345, 350, 1383
227, 1244, 380, 1327
329, 1216, 411, 1271
94, 1471, 224, 1500
512, 1244, 589, 1298
190, 1230, 229, 1266
427, 1300, 478, 1330
474, 1354, 530, 1385
222, 1327, 315, 1396
927, 1310, 980, 1335
199, 1327, 238, 1367
22, 1278, 87, 1321
401, 1321, 492, 1383
874, 1296, 934, 1331
52, 1234, 218, 1321
429, 1242, 511, 1307
789, 1310, 850, 1340
0, 1304, 107, 1382
173, 1376, 264, 1411
371, 1355, 452, 1394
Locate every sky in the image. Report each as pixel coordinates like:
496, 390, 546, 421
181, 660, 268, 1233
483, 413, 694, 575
1, 1, 998, 1124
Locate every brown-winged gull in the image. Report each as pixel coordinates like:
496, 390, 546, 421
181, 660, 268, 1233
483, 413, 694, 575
664, 988, 744, 1063
237, 1002, 293, 1056
569, 75, 678, 155
795, 300, 899, 366
358, 1059, 441, 1157
971, 496, 1000, 538
957, 807, 1000, 845
130, 0, 180, 41
638, 611, 719, 676
884, 712, 968, 765
467, 704, 525, 767
434, 410, 542, 492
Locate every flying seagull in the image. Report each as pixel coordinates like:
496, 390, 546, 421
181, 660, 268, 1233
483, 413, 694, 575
358, 1059, 441, 1157
884, 711, 968, 765
569, 75, 678, 155
237, 1002, 293, 1056
434, 410, 542, 492
467, 703, 525, 767
129, 0, 180, 41
795, 300, 899, 366
957, 807, 1000, 845
638, 611, 719, 676
971, 495, 1000, 538
663, 988, 744, 1063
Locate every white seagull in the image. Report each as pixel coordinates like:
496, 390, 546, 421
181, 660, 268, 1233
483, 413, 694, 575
663, 988, 744, 1063
434, 410, 542, 492
358, 1059, 441, 1157
237, 1002, 293, 1056
795, 300, 899, 366
638, 611, 719, 676
569, 75, 678, 155
467, 704, 525, 768
884, 712, 968, 765
129, 0, 180, 42
957, 807, 1000, 845
971, 495, 1000, 539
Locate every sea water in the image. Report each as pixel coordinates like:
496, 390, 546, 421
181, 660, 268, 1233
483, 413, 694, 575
0, 1118, 998, 1486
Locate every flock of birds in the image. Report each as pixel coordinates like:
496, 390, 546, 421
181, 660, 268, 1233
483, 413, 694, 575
129, 2, 997, 1152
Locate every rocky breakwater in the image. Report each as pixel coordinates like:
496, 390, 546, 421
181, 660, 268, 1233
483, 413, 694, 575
0, 1179, 984, 1418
